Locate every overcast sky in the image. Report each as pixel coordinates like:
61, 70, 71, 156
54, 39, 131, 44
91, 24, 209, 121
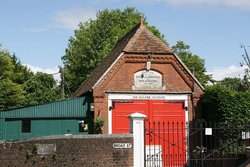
0, 0, 249, 81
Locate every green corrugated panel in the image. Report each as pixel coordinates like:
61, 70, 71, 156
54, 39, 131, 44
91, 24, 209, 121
0, 118, 3, 140
0, 97, 88, 119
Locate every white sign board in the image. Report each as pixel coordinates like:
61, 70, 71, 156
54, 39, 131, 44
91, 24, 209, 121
133, 70, 164, 90
145, 145, 163, 167
113, 143, 132, 149
205, 128, 212, 135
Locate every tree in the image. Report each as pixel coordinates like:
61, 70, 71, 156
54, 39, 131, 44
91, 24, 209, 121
0, 79, 26, 110
24, 72, 59, 106
0, 50, 27, 110
216, 77, 250, 92
0, 47, 60, 110
62, 7, 167, 93
172, 41, 212, 86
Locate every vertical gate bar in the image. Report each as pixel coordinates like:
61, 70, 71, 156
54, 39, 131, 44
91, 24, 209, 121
147, 120, 149, 167
152, 122, 156, 165
163, 121, 166, 167
219, 122, 222, 166
149, 121, 151, 166
200, 122, 204, 167
177, 121, 180, 166
172, 121, 175, 166
144, 120, 146, 167
170, 154, 173, 167
205, 122, 207, 151
204, 121, 208, 167
213, 122, 216, 165
172, 121, 174, 167
182, 122, 184, 167
187, 122, 190, 167
183, 121, 185, 167
209, 121, 212, 167
195, 121, 198, 166
158, 121, 160, 167
168, 121, 170, 167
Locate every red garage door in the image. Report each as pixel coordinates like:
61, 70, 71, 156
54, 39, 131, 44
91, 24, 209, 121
112, 100, 149, 134
112, 100, 185, 134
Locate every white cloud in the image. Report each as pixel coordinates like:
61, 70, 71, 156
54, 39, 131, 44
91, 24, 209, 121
52, 7, 96, 30
24, 64, 61, 82
22, 26, 51, 33
143, 0, 250, 10
207, 65, 247, 81
24, 7, 96, 32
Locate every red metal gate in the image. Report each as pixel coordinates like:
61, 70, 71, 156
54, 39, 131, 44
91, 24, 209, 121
145, 101, 186, 167
112, 100, 186, 166
145, 121, 187, 167
112, 100, 186, 150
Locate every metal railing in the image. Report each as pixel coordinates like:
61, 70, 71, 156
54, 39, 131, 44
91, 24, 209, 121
144, 121, 250, 167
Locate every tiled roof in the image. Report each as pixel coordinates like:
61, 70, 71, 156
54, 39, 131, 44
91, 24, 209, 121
123, 26, 172, 53
74, 23, 182, 96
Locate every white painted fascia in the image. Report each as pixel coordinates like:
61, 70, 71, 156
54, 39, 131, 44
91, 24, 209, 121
173, 53, 205, 90
92, 52, 125, 89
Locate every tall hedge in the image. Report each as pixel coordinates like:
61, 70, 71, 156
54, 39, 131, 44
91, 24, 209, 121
201, 86, 250, 124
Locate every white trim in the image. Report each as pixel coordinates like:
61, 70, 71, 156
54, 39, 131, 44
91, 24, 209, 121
108, 93, 189, 134
108, 99, 112, 134
109, 93, 188, 100
173, 53, 204, 90
92, 52, 125, 89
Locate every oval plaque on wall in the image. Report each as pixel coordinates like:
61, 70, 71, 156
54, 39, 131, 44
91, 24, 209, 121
133, 70, 165, 90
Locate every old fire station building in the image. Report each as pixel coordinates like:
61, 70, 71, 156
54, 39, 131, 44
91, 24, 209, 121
75, 19, 204, 134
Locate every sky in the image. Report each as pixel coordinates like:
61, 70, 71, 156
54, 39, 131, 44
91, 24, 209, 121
0, 0, 250, 81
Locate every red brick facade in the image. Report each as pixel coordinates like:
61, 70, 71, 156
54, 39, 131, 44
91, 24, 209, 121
75, 21, 203, 134
93, 54, 203, 133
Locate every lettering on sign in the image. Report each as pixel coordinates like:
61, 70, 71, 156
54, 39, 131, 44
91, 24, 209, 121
112, 143, 132, 149
132, 95, 166, 100
133, 70, 165, 90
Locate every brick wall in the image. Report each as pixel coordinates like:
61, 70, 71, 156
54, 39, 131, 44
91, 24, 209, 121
94, 54, 195, 95
93, 53, 203, 133
0, 134, 133, 167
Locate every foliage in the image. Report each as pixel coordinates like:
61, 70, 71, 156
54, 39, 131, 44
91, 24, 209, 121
172, 41, 213, 86
216, 77, 250, 92
94, 118, 105, 134
0, 50, 28, 110
24, 72, 59, 106
0, 79, 26, 109
62, 7, 167, 93
201, 85, 250, 124
0, 47, 60, 110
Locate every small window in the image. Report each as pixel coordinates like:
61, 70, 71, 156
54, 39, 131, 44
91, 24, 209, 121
22, 120, 31, 133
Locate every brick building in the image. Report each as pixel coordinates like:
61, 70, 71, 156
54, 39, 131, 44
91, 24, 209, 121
75, 18, 204, 134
